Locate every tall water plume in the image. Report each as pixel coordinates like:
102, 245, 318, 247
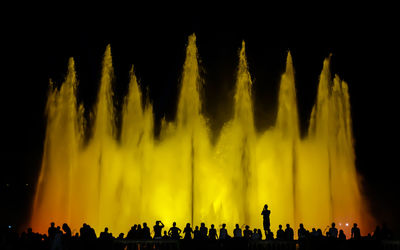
31, 34, 372, 236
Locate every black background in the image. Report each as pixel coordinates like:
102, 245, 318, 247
1, 4, 399, 236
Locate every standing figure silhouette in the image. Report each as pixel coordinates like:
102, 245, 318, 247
261, 204, 271, 237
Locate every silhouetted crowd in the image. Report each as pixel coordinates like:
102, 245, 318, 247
0, 205, 396, 250
1, 221, 395, 250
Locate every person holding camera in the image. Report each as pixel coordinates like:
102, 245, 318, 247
153, 221, 164, 239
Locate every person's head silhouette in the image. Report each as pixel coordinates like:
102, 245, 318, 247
235, 224, 239, 229
173, 222, 176, 227
222, 224, 226, 228
332, 223, 336, 228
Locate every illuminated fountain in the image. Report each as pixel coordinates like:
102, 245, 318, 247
30, 34, 372, 236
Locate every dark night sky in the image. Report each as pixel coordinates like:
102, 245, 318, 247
1, 4, 399, 235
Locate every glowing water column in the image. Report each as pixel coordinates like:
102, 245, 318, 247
31, 34, 372, 236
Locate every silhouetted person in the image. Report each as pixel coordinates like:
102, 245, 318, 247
328, 223, 338, 239
298, 223, 307, 240
137, 224, 143, 239
200, 223, 208, 240
251, 229, 261, 240
48, 222, 56, 241
183, 223, 193, 240
82, 224, 96, 240
261, 204, 271, 237
20, 231, 27, 242
209, 224, 218, 240
60, 223, 71, 249
154, 221, 164, 239
372, 226, 381, 240
142, 223, 151, 239
276, 225, 285, 240
162, 231, 169, 240
127, 225, 137, 240
100, 227, 111, 240
339, 230, 346, 240
114, 233, 125, 250
257, 229, 262, 240
62, 223, 71, 239
72, 232, 79, 239
351, 223, 361, 239
266, 230, 274, 240
243, 225, 252, 239
168, 222, 181, 240
26, 227, 34, 241
233, 224, 242, 238
193, 226, 200, 240
317, 229, 323, 238
79, 224, 87, 240
219, 224, 229, 240
285, 224, 294, 240
311, 228, 319, 239
51, 226, 63, 250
